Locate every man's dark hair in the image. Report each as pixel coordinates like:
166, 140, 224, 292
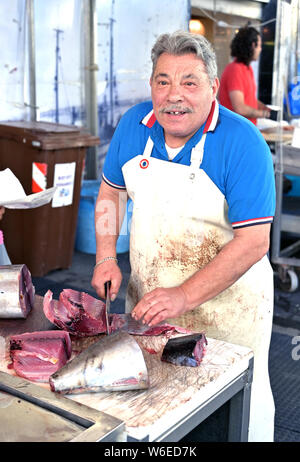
230, 26, 260, 65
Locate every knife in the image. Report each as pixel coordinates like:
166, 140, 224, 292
104, 281, 111, 335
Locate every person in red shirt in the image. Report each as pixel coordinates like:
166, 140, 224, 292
219, 26, 270, 125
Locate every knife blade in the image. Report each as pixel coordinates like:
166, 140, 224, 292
104, 281, 111, 335
111, 313, 162, 335
118, 313, 152, 334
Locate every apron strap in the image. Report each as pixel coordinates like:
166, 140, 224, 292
190, 133, 207, 169
142, 137, 154, 159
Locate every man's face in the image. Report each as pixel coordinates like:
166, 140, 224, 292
150, 52, 219, 148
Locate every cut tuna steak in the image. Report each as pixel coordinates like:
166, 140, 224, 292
0, 264, 35, 318
43, 289, 107, 337
9, 330, 72, 382
161, 333, 207, 367
43, 289, 194, 337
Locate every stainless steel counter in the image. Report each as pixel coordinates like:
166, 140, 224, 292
0, 371, 125, 442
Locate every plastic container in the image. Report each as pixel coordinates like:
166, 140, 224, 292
0, 230, 11, 265
285, 175, 300, 197
116, 199, 132, 254
75, 180, 132, 254
75, 180, 100, 254
0, 121, 99, 276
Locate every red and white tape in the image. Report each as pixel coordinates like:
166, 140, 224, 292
32, 162, 47, 193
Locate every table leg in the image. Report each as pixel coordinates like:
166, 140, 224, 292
228, 357, 253, 442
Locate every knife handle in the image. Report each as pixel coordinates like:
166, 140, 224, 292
104, 280, 111, 297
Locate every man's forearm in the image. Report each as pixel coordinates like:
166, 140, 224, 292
229, 90, 269, 119
94, 181, 127, 262
180, 226, 270, 310
234, 102, 268, 119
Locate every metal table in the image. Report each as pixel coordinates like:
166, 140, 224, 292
126, 357, 254, 442
65, 334, 254, 442
0, 372, 125, 442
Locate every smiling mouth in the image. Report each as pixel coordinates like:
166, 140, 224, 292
160, 107, 192, 116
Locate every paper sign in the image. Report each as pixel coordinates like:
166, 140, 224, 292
52, 162, 76, 208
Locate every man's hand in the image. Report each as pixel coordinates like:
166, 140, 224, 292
0, 207, 5, 220
131, 224, 271, 326
131, 286, 188, 326
91, 260, 122, 301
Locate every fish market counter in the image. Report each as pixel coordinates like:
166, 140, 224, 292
0, 295, 254, 442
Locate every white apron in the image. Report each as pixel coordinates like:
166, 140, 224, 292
122, 133, 275, 442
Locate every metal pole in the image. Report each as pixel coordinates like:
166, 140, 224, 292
272, 0, 281, 107
109, 16, 114, 127
26, 0, 37, 121
84, 0, 99, 179
54, 29, 63, 123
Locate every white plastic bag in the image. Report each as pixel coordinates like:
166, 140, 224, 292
0, 168, 56, 209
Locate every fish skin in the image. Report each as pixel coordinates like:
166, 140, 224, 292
161, 333, 207, 367
49, 330, 149, 394
0, 264, 34, 318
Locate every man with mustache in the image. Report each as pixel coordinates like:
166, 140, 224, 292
92, 30, 275, 441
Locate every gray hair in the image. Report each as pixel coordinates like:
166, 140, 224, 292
151, 30, 218, 86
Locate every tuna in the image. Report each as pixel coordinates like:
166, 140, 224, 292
112, 313, 193, 336
9, 330, 72, 382
49, 330, 149, 394
0, 264, 35, 318
43, 289, 193, 338
43, 289, 107, 337
161, 333, 207, 367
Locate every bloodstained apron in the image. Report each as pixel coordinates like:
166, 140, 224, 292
122, 132, 275, 442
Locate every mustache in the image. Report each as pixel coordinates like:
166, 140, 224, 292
159, 106, 193, 113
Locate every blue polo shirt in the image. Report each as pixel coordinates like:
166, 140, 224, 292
102, 101, 275, 229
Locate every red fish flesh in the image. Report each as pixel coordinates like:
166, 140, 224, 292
43, 289, 107, 337
161, 333, 207, 367
0, 264, 35, 318
9, 330, 72, 382
43, 289, 194, 337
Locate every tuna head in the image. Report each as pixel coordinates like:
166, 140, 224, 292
49, 330, 149, 394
